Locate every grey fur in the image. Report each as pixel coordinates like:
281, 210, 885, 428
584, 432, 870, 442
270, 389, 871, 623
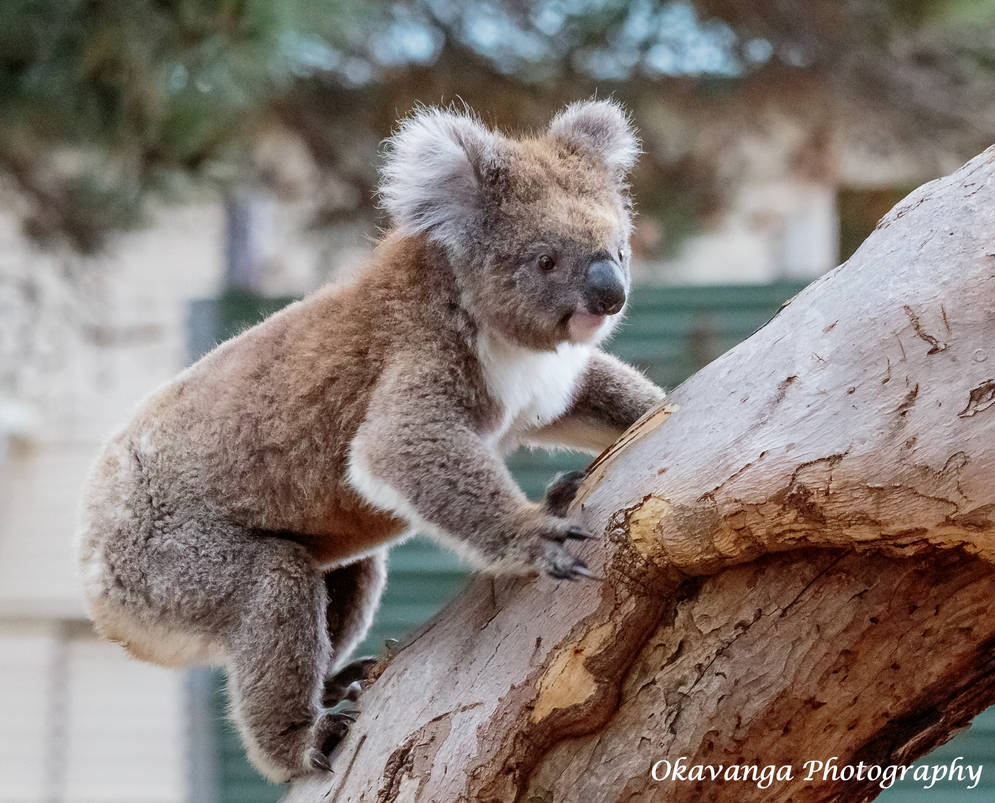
76, 100, 666, 781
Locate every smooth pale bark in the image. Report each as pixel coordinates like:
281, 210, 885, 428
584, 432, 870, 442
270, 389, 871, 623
286, 146, 995, 803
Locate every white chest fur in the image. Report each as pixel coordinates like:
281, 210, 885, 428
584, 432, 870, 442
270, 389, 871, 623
476, 331, 590, 450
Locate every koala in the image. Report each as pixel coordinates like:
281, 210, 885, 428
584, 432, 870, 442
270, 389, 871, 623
76, 99, 665, 781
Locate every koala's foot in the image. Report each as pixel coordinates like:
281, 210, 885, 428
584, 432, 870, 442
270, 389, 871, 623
307, 709, 359, 772
542, 469, 587, 517
323, 656, 378, 707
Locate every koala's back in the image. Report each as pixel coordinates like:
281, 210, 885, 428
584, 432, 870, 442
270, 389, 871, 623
80, 234, 448, 575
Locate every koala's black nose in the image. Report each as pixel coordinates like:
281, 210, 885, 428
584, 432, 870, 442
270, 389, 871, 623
584, 259, 626, 316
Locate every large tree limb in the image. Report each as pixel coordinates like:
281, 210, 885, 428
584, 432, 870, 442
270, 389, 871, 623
286, 147, 995, 802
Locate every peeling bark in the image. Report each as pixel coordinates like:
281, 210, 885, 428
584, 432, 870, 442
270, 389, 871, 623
285, 146, 995, 802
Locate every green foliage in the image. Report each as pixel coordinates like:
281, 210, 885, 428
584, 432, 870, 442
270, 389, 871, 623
3, 0, 298, 155
0, 0, 361, 249
1, 0, 992, 252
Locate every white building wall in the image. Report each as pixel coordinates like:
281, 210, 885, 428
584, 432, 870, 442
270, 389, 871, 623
0, 621, 60, 802
64, 633, 187, 803
0, 622, 187, 803
0, 198, 231, 803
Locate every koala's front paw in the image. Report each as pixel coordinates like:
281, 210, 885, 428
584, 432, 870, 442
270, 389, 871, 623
536, 518, 596, 581
542, 469, 587, 517
543, 541, 593, 580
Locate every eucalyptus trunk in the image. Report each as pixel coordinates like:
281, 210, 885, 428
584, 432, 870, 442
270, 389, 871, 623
286, 146, 995, 803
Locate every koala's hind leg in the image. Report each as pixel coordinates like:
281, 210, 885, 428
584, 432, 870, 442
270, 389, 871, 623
90, 516, 335, 781
322, 550, 388, 706
221, 538, 337, 780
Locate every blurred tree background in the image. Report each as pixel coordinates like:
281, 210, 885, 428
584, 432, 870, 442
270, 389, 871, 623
1, 0, 992, 255
2, 4, 994, 800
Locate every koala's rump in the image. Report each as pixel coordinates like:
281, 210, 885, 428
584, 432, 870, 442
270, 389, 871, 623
78, 281, 413, 617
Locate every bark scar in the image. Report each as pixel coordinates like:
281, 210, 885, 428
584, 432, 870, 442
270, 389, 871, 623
897, 384, 920, 418
903, 305, 948, 354
531, 623, 614, 722
958, 380, 995, 418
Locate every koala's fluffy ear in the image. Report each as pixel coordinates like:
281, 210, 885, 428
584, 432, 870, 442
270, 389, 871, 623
548, 100, 639, 179
380, 107, 501, 243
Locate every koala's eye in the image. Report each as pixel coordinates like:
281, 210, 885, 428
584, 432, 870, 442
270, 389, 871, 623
537, 254, 556, 272
617, 248, 627, 262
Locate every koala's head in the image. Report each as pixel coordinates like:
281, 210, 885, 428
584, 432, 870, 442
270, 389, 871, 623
380, 100, 639, 350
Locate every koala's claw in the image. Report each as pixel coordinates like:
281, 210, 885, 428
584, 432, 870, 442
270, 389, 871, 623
311, 709, 358, 768
343, 680, 362, 702
543, 469, 588, 517
542, 539, 593, 581
565, 524, 594, 541
323, 656, 378, 707
307, 747, 333, 773
336, 656, 378, 684
544, 523, 593, 544
548, 556, 590, 580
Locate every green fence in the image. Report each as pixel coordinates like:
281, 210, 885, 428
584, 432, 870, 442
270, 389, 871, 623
187, 281, 989, 802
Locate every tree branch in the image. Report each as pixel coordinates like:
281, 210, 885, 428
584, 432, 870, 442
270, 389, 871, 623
583, 147, 995, 578
286, 145, 995, 802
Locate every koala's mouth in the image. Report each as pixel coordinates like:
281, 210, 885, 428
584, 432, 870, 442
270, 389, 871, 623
567, 311, 609, 342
